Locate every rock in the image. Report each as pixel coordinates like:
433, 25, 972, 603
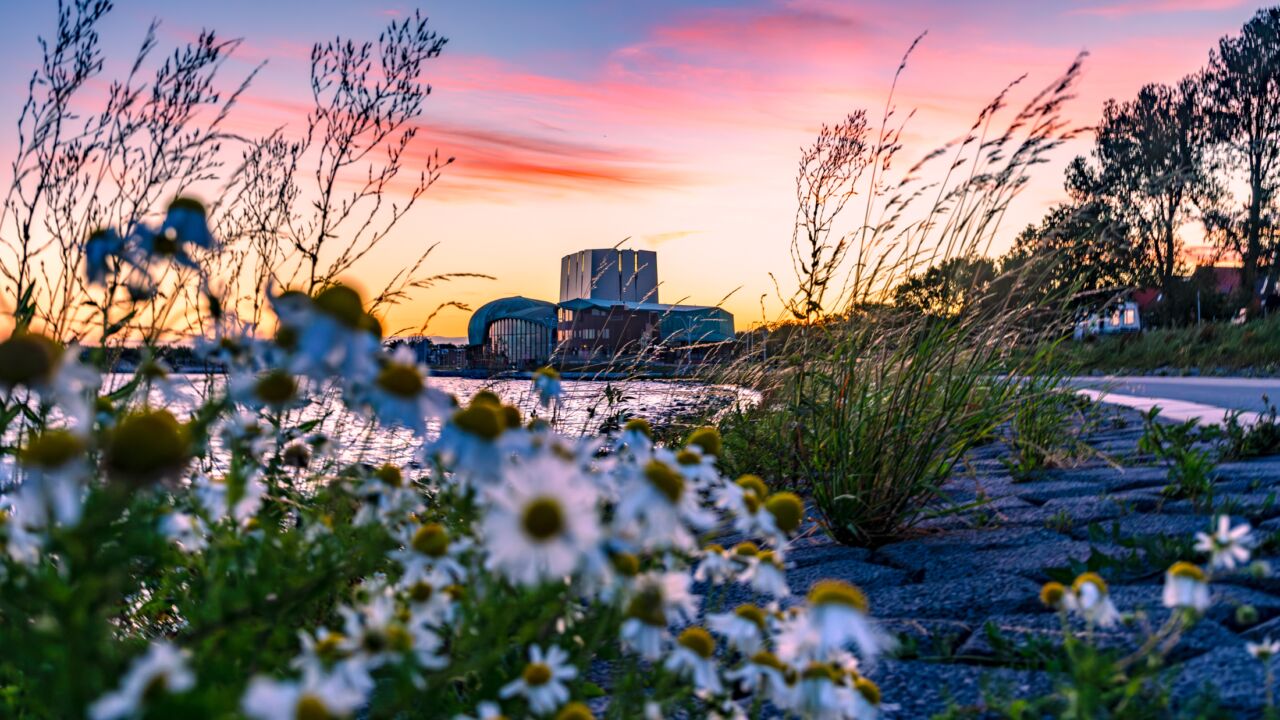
996, 497, 1125, 530
1170, 644, 1270, 717
870, 573, 1041, 622
956, 611, 1233, 663
868, 660, 1051, 719
881, 618, 974, 658
1070, 512, 1211, 541
787, 557, 908, 595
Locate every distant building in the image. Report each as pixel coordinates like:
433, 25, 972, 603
467, 249, 734, 369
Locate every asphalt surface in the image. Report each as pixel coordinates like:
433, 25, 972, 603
1064, 376, 1280, 424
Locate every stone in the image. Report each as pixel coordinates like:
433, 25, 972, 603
957, 610, 1234, 663
870, 573, 1042, 622
868, 660, 1051, 719
1169, 644, 1270, 717
1070, 512, 1212, 541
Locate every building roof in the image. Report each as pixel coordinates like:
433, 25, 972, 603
557, 297, 723, 314
466, 296, 557, 346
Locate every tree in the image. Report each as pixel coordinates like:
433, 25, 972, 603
1085, 77, 1217, 301
892, 256, 995, 318
1206, 7, 1280, 309
998, 199, 1141, 309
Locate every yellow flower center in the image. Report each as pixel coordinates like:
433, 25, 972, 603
855, 676, 881, 705
19, 429, 85, 470
675, 449, 701, 466
501, 405, 522, 428
749, 650, 785, 671
732, 541, 760, 559
411, 523, 450, 557
1040, 581, 1067, 607
314, 633, 346, 662
734, 604, 768, 630
1169, 561, 1206, 581
610, 552, 640, 577
377, 363, 424, 398
801, 662, 840, 682
643, 460, 684, 503
295, 693, 333, 720
677, 627, 716, 658
254, 370, 297, 405
452, 404, 505, 441
521, 497, 566, 541
1072, 571, 1109, 596
522, 662, 553, 686
105, 410, 191, 485
312, 284, 365, 328
408, 582, 434, 603
736, 474, 769, 500
281, 442, 312, 469
471, 390, 502, 407
765, 492, 804, 533
0, 333, 61, 387
374, 464, 403, 487
623, 417, 652, 438
555, 702, 595, 720
808, 580, 869, 612
624, 585, 666, 627
685, 426, 722, 457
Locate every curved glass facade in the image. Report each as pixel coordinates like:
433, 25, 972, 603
485, 317, 553, 366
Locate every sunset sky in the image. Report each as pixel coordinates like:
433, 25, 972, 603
0, 0, 1268, 339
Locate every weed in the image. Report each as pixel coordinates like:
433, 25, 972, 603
1137, 408, 1219, 507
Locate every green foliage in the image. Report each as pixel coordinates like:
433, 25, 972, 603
1137, 408, 1219, 506
1043, 315, 1280, 373
1221, 397, 1280, 460
1002, 371, 1089, 481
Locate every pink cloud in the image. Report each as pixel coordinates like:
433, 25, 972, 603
1069, 0, 1247, 17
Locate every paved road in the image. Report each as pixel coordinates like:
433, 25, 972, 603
1064, 376, 1280, 424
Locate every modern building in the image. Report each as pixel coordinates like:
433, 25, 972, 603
468, 249, 734, 369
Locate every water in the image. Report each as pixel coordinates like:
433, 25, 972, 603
103, 375, 758, 469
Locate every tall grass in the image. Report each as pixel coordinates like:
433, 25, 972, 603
717, 43, 1086, 544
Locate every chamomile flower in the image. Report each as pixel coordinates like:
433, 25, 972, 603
481, 452, 600, 585
241, 667, 366, 720
805, 580, 893, 663
337, 592, 443, 671
1195, 515, 1252, 571
1248, 637, 1280, 661
532, 366, 562, 407
1162, 562, 1211, 613
707, 604, 769, 654
272, 284, 381, 382
498, 645, 577, 716
229, 367, 303, 412
0, 331, 98, 428
361, 346, 451, 436
13, 428, 88, 528
1065, 572, 1120, 628
430, 398, 512, 485
158, 196, 216, 249
88, 642, 195, 720
744, 550, 790, 598
620, 571, 700, 660
615, 418, 654, 457
614, 458, 715, 551
391, 520, 471, 582
726, 651, 790, 705
455, 701, 508, 720
160, 512, 208, 553
792, 663, 848, 720
196, 471, 266, 527
694, 544, 736, 585
664, 627, 723, 695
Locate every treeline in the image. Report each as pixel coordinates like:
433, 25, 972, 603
894, 7, 1280, 327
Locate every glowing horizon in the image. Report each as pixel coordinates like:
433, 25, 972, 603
0, 0, 1267, 338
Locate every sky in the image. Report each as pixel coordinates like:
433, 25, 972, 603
0, 0, 1269, 339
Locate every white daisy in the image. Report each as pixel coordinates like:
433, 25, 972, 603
161, 512, 208, 553
1162, 562, 1210, 613
1195, 515, 1252, 571
241, 667, 366, 720
481, 451, 600, 586
1065, 573, 1121, 628
707, 604, 769, 655
12, 428, 88, 529
88, 642, 195, 720
613, 458, 716, 551
694, 544, 737, 585
620, 571, 700, 660
196, 470, 266, 527
361, 346, 451, 436
532, 366, 562, 407
454, 701, 507, 720
663, 627, 723, 695
498, 645, 577, 716
805, 580, 894, 664
1248, 637, 1280, 661
725, 651, 790, 707
744, 550, 790, 598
